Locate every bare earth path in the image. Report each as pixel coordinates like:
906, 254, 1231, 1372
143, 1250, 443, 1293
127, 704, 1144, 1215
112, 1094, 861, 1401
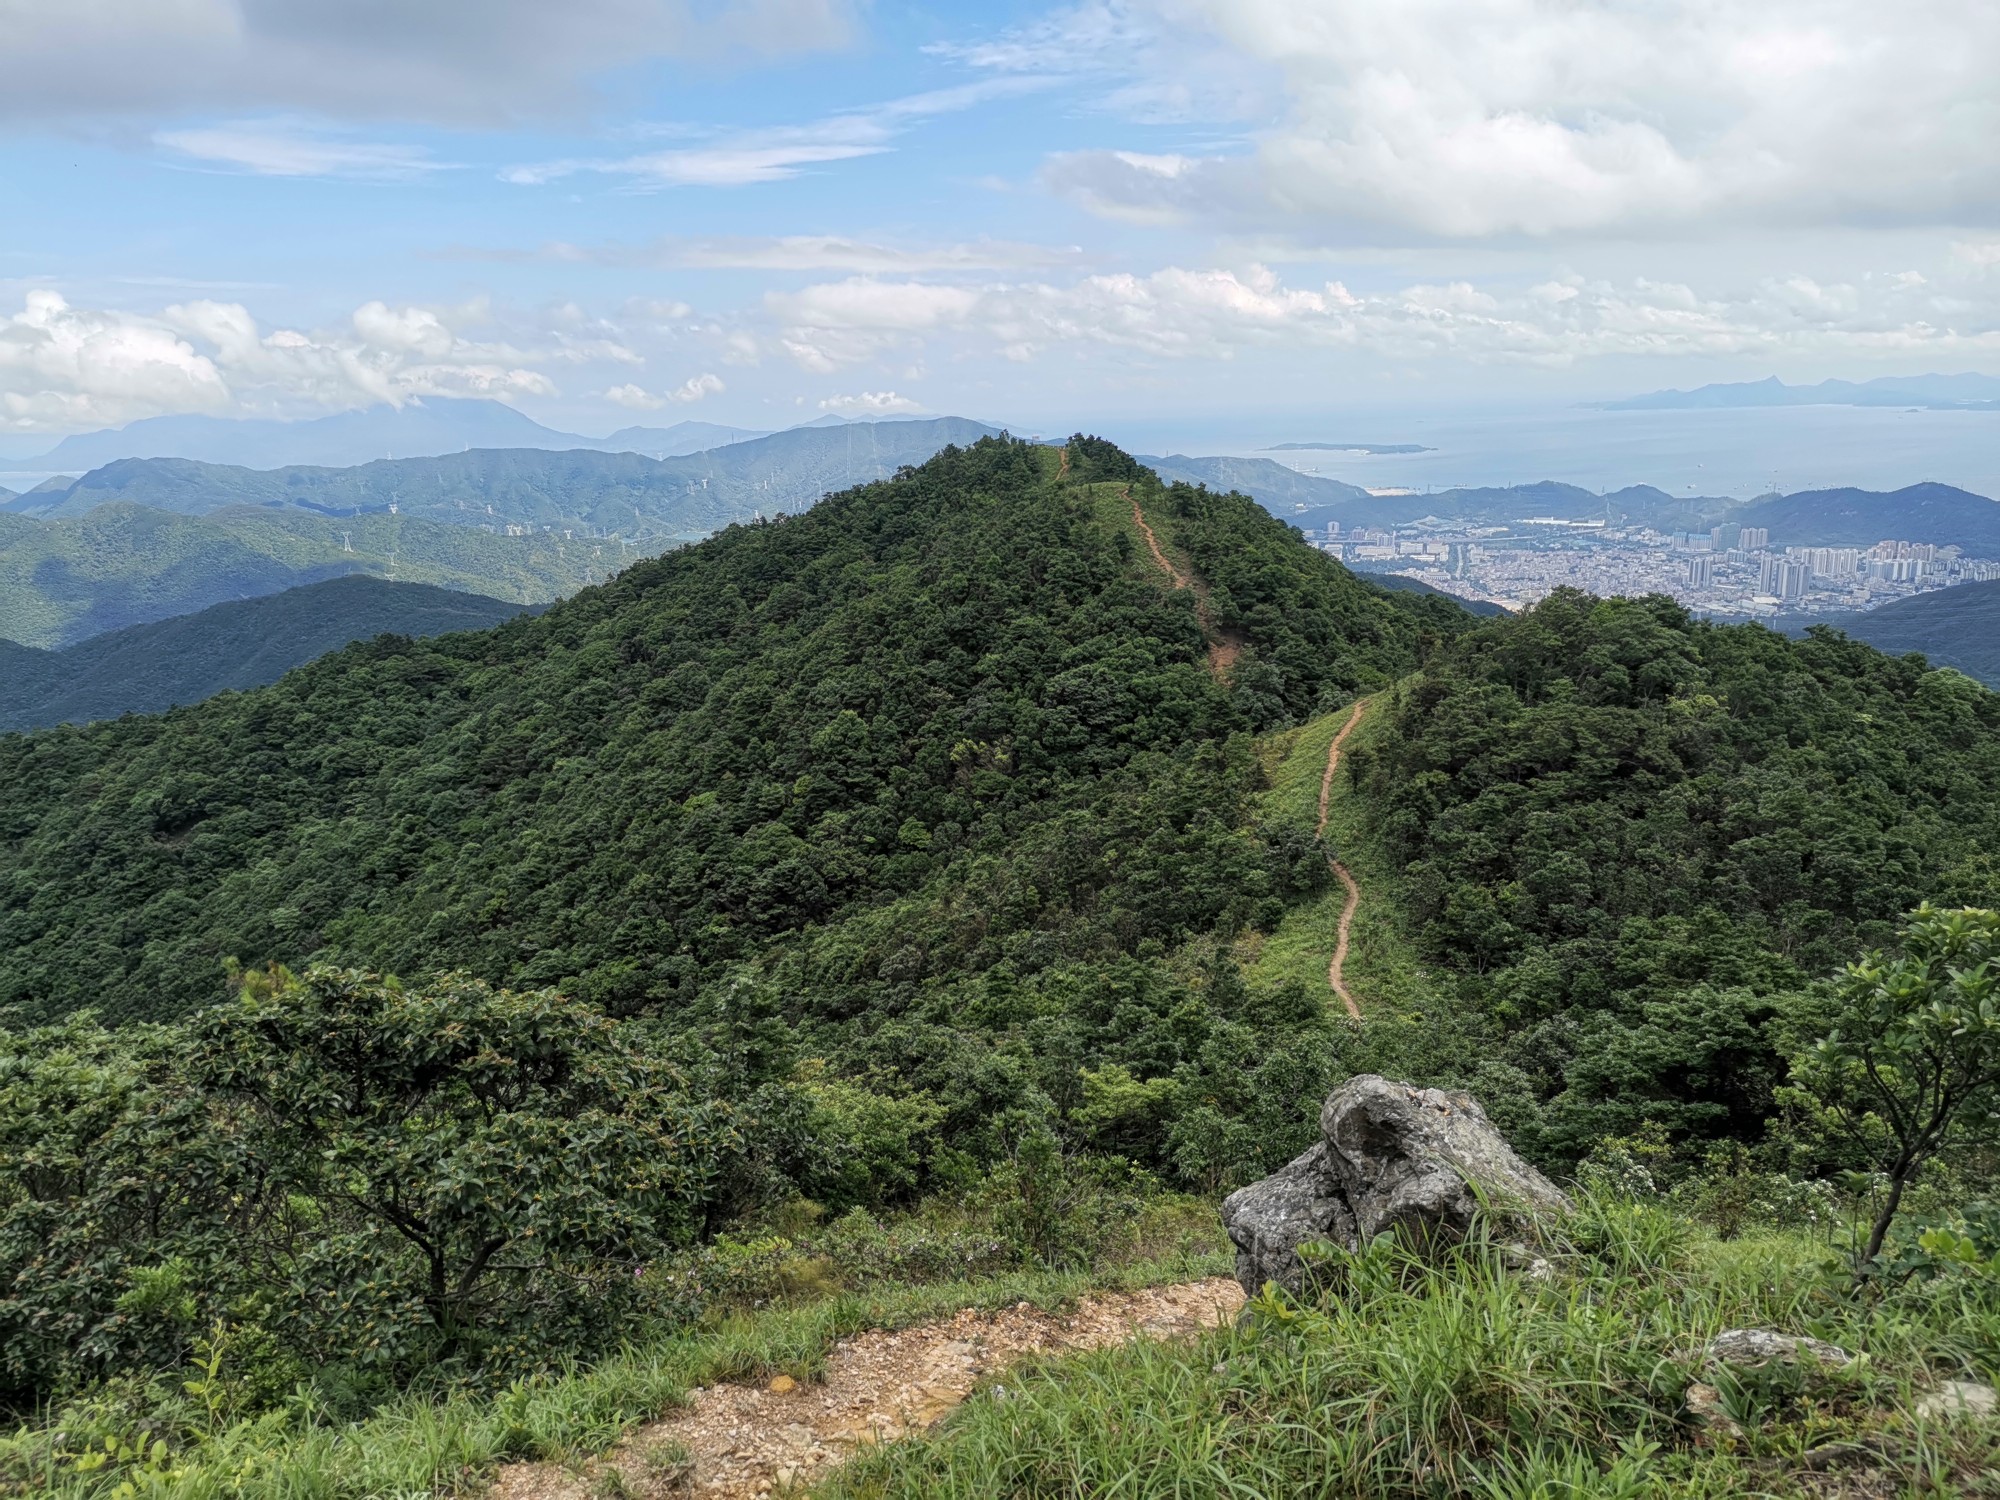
489, 1279, 1244, 1500
1126, 489, 1245, 677
1315, 702, 1369, 1020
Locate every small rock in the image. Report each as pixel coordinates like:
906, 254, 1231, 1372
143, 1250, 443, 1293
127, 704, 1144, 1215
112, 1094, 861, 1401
1705, 1329, 1852, 1372
1683, 1381, 1742, 1439
774, 1466, 796, 1489
767, 1374, 798, 1394
1916, 1381, 1998, 1422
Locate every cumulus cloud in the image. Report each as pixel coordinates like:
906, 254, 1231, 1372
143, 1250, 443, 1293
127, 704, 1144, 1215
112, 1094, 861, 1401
764, 261, 2000, 373
996, 0, 2000, 239
0, 290, 561, 431
604, 373, 725, 409
817, 390, 924, 416
0, 0, 859, 127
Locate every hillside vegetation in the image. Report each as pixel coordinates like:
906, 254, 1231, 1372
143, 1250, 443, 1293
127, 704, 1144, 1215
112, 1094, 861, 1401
0, 576, 531, 732
0, 503, 612, 648
1817, 579, 2000, 687
3, 436, 1998, 1498
0, 435, 1455, 1028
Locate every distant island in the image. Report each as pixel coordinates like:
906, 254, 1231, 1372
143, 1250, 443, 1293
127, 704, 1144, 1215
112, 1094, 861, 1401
1590, 372, 2000, 412
1262, 441, 1435, 454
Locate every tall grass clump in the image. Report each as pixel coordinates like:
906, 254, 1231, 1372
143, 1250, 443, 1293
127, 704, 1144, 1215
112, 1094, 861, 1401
822, 1208, 2000, 1499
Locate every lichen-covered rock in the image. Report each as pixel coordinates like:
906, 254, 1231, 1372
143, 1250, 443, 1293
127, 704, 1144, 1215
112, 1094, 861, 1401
1221, 1074, 1569, 1297
1704, 1329, 1853, 1372
1219, 1142, 1355, 1296
1915, 1380, 1997, 1422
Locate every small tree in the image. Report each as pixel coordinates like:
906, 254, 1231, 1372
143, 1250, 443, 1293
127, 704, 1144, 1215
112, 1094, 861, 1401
1793, 906, 2000, 1267
195, 965, 736, 1358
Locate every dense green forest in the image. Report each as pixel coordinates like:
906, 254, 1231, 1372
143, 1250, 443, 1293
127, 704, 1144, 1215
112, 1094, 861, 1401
1344, 591, 2000, 1162
1817, 577, 2000, 687
4, 437, 1998, 1492
0, 577, 532, 733
0, 436, 1456, 1029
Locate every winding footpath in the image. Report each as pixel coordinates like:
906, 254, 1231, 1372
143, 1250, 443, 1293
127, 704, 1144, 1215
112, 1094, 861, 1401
1315, 702, 1369, 1020
1126, 488, 1244, 677
488, 1280, 1244, 1500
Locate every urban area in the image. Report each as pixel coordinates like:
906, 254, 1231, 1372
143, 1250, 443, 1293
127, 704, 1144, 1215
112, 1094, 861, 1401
1312, 517, 2000, 619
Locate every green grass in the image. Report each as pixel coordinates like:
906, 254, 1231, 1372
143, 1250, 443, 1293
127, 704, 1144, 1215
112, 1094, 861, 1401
819, 1206, 2000, 1499
5, 1248, 1230, 1500
1247, 695, 1447, 1026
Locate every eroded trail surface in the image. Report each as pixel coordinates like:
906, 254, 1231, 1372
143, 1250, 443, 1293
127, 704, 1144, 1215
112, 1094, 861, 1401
1127, 489, 1245, 677
490, 1279, 1244, 1500
1316, 702, 1369, 1020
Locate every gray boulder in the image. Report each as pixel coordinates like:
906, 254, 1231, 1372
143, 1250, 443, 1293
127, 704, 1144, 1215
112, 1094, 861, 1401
1221, 1074, 1569, 1296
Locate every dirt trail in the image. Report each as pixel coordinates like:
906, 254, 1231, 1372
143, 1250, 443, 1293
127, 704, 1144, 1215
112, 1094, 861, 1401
1127, 489, 1246, 678
1315, 702, 1369, 1020
489, 1279, 1243, 1500
1056, 444, 1070, 479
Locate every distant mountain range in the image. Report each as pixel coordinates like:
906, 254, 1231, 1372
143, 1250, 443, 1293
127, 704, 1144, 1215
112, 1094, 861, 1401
0, 576, 534, 733
1593, 373, 2000, 412
7, 418, 999, 542
0, 418, 1000, 648
1226, 475, 2000, 555
1138, 454, 1373, 509
1812, 580, 2000, 688
0, 504, 607, 650
13, 400, 775, 471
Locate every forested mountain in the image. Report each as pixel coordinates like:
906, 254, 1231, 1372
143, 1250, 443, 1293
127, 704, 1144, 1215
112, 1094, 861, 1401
1729, 481, 2000, 551
0, 503, 608, 648
4, 436, 1999, 1481
1814, 578, 2000, 686
0, 576, 532, 733
1136, 453, 1371, 508
0, 436, 1460, 1026
1352, 589, 2000, 1159
15, 418, 997, 538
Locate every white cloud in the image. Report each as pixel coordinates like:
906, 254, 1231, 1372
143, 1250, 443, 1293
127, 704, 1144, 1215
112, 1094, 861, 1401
518, 235, 1084, 273
0, 289, 563, 431
762, 260, 2000, 373
818, 390, 923, 416
0, 289, 230, 430
997, 0, 2000, 239
156, 119, 452, 179
505, 77, 1050, 189
605, 373, 724, 409
1, 0, 859, 127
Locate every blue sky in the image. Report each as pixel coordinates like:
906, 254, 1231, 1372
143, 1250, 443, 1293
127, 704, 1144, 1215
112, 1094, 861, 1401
4, 0, 1999, 440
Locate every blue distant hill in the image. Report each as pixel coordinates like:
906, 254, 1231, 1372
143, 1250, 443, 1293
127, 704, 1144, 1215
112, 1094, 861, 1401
1593, 373, 2000, 411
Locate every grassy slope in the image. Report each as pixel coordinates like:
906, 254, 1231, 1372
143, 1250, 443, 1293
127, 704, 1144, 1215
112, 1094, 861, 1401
823, 1219, 2000, 1499
1245, 695, 1445, 1029
9, 1250, 1230, 1500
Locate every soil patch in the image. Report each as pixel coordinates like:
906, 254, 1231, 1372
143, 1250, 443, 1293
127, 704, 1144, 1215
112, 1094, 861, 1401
489, 1278, 1245, 1500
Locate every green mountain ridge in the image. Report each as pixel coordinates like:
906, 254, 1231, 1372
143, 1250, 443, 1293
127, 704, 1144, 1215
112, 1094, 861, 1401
3, 437, 1999, 1496
14, 417, 999, 538
1810, 577, 2000, 686
0, 502, 611, 649
0, 575, 533, 733
0, 435, 1463, 1026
